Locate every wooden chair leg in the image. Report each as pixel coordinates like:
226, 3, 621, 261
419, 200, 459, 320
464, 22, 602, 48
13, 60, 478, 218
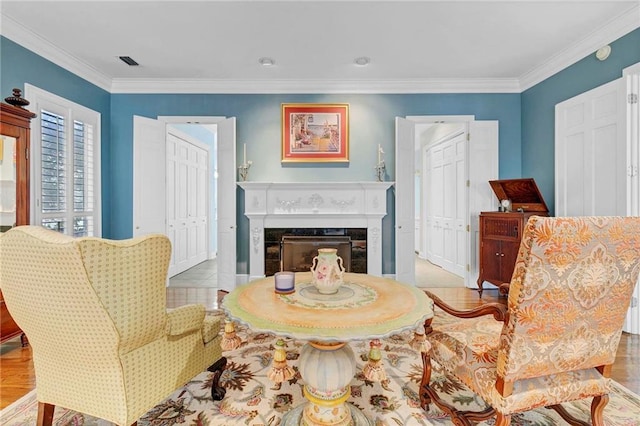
36, 402, 54, 426
419, 350, 433, 409
208, 356, 228, 400
591, 394, 609, 426
547, 403, 591, 426
495, 412, 511, 426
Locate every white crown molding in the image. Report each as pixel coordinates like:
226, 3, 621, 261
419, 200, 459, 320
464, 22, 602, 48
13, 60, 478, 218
2, 5, 638, 95
109, 77, 521, 94
0, 13, 113, 92
519, 4, 640, 91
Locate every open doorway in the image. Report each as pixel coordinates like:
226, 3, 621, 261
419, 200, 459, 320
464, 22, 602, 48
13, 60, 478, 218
417, 122, 467, 278
134, 115, 237, 292
396, 116, 498, 288
413, 121, 467, 289
164, 123, 217, 280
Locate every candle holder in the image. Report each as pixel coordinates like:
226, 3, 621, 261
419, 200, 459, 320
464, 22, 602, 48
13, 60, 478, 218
375, 160, 386, 182
238, 160, 252, 182
274, 271, 295, 294
375, 144, 386, 182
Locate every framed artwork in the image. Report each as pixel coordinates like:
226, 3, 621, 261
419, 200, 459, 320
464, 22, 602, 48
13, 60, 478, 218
282, 103, 349, 163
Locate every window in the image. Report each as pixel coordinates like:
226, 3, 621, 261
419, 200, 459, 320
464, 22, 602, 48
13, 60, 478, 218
26, 85, 101, 237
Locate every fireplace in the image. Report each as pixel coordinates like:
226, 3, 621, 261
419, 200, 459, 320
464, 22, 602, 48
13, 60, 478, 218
265, 228, 366, 275
282, 236, 351, 273
239, 181, 392, 280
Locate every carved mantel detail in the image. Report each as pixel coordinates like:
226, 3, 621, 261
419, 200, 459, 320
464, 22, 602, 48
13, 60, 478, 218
238, 182, 393, 280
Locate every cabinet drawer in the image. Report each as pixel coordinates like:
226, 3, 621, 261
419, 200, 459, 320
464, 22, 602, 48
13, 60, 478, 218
482, 217, 521, 241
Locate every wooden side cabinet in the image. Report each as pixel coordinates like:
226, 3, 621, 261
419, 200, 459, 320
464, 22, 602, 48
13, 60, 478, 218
477, 178, 549, 297
477, 212, 537, 296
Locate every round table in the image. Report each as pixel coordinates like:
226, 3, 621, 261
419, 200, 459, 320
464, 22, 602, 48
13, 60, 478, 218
222, 272, 434, 426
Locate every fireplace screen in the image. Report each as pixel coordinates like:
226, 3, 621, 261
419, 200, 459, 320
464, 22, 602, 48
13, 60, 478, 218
281, 236, 352, 273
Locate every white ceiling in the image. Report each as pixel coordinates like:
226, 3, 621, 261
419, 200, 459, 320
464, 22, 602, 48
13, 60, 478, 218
1, 0, 639, 93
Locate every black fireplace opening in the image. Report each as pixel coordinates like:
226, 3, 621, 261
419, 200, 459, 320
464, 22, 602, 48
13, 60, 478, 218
264, 228, 367, 276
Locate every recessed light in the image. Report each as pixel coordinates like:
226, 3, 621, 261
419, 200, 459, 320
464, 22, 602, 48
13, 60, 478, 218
118, 56, 139, 66
259, 57, 275, 66
354, 56, 370, 66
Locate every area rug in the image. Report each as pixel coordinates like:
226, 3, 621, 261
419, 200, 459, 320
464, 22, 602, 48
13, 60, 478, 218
2, 322, 640, 426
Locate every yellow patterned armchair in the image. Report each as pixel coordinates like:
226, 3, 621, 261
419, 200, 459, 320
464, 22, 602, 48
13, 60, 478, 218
0, 226, 226, 426
420, 216, 640, 425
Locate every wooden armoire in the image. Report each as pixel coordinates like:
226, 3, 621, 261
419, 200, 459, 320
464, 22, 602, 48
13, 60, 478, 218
476, 178, 548, 297
0, 94, 36, 345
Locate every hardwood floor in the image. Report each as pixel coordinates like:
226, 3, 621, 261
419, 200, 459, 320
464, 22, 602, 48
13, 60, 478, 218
1, 287, 638, 410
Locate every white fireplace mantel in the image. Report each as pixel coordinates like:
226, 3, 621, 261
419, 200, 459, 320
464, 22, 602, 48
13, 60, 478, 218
238, 181, 393, 279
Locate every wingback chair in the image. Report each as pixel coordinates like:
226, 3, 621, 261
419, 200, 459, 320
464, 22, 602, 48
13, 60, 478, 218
0, 226, 227, 426
420, 216, 640, 425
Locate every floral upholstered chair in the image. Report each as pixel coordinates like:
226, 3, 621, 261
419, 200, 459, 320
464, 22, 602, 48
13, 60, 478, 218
420, 216, 640, 425
0, 226, 227, 426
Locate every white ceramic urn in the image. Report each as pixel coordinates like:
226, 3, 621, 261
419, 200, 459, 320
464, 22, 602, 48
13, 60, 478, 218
310, 248, 345, 294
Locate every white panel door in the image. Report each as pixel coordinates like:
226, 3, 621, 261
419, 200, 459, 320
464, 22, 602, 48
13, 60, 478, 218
428, 143, 445, 267
166, 129, 209, 277
395, 117, 416, 285
557, 72, 640, 334
165, 134, 184, 274
423, 148, 433, 261
441, 134, 466, 276
453, 135, 467, 277
217, 117, 237, 292
133, 116, 166, 237
625, 69, 640, 334
441, 141, 456, 273
555, 78, 626, 217
467, 121, 499, 288
186, 142, 208, 268
194, 145, 208, 265
424, 132, 467, 277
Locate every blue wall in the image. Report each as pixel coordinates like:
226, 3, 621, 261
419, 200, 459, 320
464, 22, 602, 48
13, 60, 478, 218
110, 93, 520, 272
0, 37, 112, 234
521, 27, 640, 215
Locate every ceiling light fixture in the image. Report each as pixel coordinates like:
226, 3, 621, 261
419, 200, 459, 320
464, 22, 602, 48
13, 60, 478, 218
259, 57, 275, 66
354, 56, 370, 66
118, 56, 139, 66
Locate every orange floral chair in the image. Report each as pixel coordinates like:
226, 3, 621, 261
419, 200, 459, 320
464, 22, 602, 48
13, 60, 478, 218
420, 216, 640, 425
0, 226, 227, 426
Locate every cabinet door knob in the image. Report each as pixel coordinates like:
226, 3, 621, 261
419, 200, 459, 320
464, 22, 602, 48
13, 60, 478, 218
501, 253, 505, 257
495, 252, 500, 256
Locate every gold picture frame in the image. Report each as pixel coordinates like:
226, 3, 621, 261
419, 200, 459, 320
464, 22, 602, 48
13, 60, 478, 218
281, 103, 349, 163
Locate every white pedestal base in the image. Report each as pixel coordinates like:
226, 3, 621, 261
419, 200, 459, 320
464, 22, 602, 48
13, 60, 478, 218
281, 402, 373, 426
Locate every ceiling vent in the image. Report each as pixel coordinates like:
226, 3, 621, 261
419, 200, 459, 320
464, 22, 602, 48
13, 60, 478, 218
119, 56, 139, 66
